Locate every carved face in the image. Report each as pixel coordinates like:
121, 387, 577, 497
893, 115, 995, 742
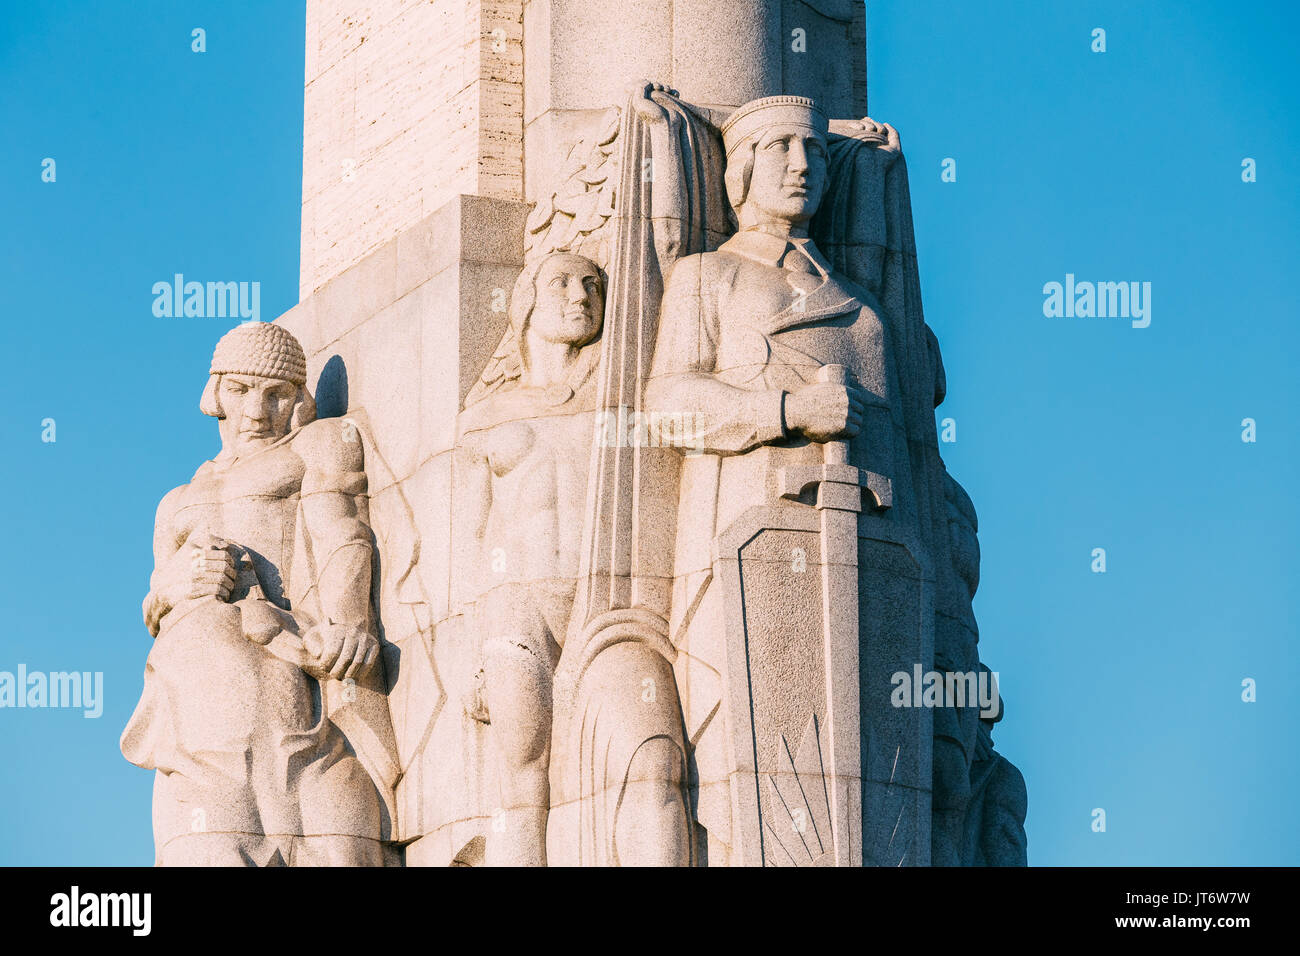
743, 124, 828, 225
528, 254, 604, 347
216, 373, 299, 455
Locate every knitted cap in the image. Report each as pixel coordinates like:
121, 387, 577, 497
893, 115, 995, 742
209, 322, 307, 385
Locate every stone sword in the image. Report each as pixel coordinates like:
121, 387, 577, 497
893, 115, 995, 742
777, 363, 869, 866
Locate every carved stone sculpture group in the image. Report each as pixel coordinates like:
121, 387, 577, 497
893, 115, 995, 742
124, 85, 1027, 867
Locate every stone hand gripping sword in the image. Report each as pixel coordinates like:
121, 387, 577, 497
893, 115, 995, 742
776, 363, 891, 866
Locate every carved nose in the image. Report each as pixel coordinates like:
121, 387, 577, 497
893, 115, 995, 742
248, 392, 273, 420
787, 139, 809, 173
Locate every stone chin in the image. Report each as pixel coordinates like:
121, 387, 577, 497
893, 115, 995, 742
759, 192, 820, 223
538, 311, 601, 347
232, 431, 284, 453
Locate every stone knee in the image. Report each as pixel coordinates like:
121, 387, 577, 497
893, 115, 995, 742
613, 735, 690, 866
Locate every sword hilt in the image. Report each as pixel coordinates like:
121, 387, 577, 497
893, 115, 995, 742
817, 363, 851, 466
779, 364, 890, 513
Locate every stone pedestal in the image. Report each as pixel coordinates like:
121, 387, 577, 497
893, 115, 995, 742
301, 1, 525, 296
522, 0, 866, 201
300, 1, 865, 293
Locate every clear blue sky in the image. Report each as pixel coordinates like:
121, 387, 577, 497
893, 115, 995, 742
1, 0, 1296, 865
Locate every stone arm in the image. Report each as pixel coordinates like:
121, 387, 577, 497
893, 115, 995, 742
644, 254, 786, 455
629, 82, 690, 261
142, 486, 188, 637
296, 419, 373, 632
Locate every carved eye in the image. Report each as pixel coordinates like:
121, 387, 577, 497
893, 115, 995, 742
225, 382, 248, 394
765, 139, 788, 151
548, 275, 566, 289
583, 278, 599, 294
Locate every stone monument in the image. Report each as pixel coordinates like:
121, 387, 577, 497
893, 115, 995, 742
124, 0, 1027, 867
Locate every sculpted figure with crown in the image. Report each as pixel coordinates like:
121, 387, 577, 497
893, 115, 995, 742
547, 87, 1027, 866
643, 95, 901, 865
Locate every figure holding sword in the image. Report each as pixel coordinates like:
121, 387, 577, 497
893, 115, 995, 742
647, 95, 903, 865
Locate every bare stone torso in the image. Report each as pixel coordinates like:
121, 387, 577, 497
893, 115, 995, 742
129, 433, 369, 843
